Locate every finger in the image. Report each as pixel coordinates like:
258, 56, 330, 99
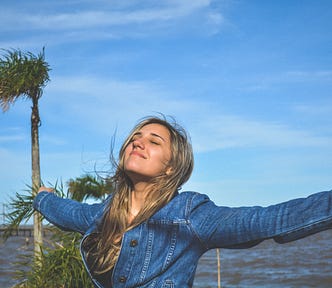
38, 186, 54, 193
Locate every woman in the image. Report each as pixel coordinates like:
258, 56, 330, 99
34, 116, 332, 288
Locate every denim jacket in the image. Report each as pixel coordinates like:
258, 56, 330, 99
33, 189, 332, 287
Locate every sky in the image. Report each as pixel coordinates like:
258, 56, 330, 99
0, 0, 331, 212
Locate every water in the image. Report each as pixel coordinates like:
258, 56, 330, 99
193, 230, 332, 287
1, 230, 331, 287
0, 236, 33, 288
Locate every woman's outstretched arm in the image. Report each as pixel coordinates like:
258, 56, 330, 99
33, 187, 110, 234
189, 189, 332, 249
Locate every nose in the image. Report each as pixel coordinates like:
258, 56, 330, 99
132, 138, 145, 149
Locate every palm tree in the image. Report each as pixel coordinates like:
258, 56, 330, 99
67, 174, 113, 202
0, 48, 50, 257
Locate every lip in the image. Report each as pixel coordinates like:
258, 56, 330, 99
130, 151, 146, 159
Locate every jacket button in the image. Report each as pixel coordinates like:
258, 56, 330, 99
119, 276, 127, 283
130, 239, 138, 247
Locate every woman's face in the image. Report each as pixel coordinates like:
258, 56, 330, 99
123, 123, 172, 183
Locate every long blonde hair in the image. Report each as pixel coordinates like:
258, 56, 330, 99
84, 116, 194, 274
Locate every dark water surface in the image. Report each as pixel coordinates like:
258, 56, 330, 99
193, 230, 332, 287
1, 230, 331, 287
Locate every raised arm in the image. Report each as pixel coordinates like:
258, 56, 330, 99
33, 189, 110, 234
189, 190, 332, 249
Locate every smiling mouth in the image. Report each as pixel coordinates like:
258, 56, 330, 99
130, 151, 146, 159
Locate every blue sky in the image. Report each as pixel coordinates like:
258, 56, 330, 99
0, 0, 331, 209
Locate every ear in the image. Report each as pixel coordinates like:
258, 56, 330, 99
165, 166, 173, 176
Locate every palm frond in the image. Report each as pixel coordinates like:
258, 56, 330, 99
67, 174, 113, 201
0, 48, 50, 112
2, 182, 65, 241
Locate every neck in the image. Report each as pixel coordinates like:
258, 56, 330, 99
130, 180, 152, 216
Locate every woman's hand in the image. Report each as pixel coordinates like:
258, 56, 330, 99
38, 186, 54, 193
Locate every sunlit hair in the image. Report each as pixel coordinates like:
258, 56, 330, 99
84, 115, 194, 275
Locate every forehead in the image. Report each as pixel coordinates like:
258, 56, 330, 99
135, 123, 170, 139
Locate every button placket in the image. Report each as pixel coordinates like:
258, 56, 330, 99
130, 239, 138, 247
113, 228, 142, 286
119, 276, 127, 283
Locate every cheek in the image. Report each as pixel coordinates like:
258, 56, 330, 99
123, 145, 131, 159
122, 148, 132, 168
157, 150, 171, 168
164, 147, 172, 164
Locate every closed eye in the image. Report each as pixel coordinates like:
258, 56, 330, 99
150, 140, 160, 145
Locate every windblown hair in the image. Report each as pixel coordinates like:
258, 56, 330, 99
84, 116, 194, 275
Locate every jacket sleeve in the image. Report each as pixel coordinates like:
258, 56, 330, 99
33, 191, 109, 234
189, 190, 332, 249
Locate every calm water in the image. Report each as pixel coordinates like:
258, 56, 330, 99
1, 230, 331, 287
193, 230, 332, 287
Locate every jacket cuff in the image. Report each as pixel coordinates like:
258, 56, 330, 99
33, 191, 53, 211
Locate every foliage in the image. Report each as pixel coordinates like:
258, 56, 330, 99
67, 174, 113, 202
2, 183, 64, 241
3, 175, 113, 287
0, 48, 50, 111
13, 229, 94, 288
3, 191, 35, 241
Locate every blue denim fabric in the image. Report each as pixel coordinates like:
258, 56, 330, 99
33, 190, 332, 288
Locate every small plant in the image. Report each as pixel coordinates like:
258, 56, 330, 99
3, 175, 112, 287
13, 228, 94, 288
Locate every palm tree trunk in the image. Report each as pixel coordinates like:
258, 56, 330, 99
31, 97, 42, 257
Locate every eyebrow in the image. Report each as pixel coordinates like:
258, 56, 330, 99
133, 132, 166, 142
151, 132, 166, 142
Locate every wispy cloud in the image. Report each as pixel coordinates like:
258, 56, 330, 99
43, 75, 332, 153
0, 134, 25, 143
0, 0, 228, 50
293, 103, 332, 115
44, 76, 192, 134
238, 69, 332, 92
0, 127, 26, 143
1, 0, 224, 34
40, 135, 67, 146
0, 148, 30, 183
285, 70, 332, 82
190, 113, 332, 152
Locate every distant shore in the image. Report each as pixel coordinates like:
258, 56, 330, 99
0, 224, 53, 238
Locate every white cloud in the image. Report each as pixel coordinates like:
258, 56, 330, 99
6, 5, 151, 29
285, 70, 332, 82
40, 135, 67, 146
0, 145, 108, 202
294, 103, 332, 115
190, 113, 331, 152
0, 0, 225, 40
237, 69, 332, 93
0, 127, 27, 143
0, 148, 30, 198
44, 76, 193, 132
0, 134, 25, 143
42, 75, 332, 153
